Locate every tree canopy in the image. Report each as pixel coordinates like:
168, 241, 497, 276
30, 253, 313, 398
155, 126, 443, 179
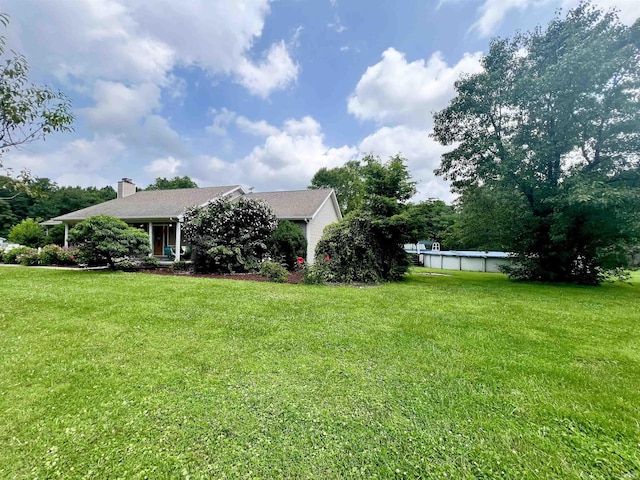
0, 14, 73, 175
308, 160, 364, 215
315, 154, 416, 282
145, 176, 198, 190
432, 3, 640, 284
0, 176, 116, 238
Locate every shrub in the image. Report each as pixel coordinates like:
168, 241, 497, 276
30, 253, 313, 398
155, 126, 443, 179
3, 246, 35, 264
170, 261, 191, 272
301, 263, 328, 285
314, 214, 384, 283
141, 256, 160, 268
39, 244, 64, 265
267, 220, 307, 270
69, 215, 150, 269
259, 260, 288, 283
18, 249, 41, 266
56, 247, 79, 265
183, 196, 277, 273
113, 258, 142, 271
44, 224, 66, 246
8, 218, 45, 248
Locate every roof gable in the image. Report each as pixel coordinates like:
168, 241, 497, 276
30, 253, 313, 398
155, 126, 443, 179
247, 189, 340, 220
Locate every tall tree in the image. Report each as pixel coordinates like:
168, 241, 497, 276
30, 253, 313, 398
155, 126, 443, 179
315, 154, 416, 282
145, 176, 198, 190
0, 14, 73, 176
433, 3, 640, 284
308, 160, 364, 214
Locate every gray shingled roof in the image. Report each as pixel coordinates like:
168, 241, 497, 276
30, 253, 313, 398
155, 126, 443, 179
54, 186, 242, 221
247, 189, 336, 219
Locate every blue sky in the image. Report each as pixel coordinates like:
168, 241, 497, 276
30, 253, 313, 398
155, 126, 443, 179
3, 0, 639, 202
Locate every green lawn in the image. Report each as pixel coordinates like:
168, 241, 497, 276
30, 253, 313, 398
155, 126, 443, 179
1, 267, 639, 478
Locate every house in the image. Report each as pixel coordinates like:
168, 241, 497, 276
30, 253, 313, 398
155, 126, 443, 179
52, 178, 342, 262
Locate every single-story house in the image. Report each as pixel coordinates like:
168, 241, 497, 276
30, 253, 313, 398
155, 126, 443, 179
52, 178, 342, 262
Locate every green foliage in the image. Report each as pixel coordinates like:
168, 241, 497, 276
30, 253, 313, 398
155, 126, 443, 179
0, 175, 116, 239
145, 176, 198, 190
44, 224, 65, 246
405, 199, 457, 248
432, 4, 640, 284
8, 218, 44, 247
170, 260, 191, 272
2, 245, 34, 264
315, 154, 416, 283
259, 260, 288, 283
141, 256, 160, 268
39, 244, 62, 265
300, 262, 328, 285
309, 160, 364, 214
315, 215, 381, 283
26, 244, 79, 267
68, 215, 150, 269
183, 196, 277, 273
17, 248, 40, 266
267, 220, 307, 270
0, 14, 74, 175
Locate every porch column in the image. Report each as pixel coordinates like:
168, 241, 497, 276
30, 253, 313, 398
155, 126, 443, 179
175, 220, 181, 262
64, 224, 69, 247
148, 222, 153, 255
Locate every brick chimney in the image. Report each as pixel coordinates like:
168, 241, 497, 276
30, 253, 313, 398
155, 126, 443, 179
117, 178, 136, 198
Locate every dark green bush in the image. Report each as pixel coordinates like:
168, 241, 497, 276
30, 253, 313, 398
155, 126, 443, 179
314, 214, 384, 283
259, 260, 288, 283
170, 261, 191, 272
69, 215, 150, 269
141, 256, 160, 267
267, 220, 307, 270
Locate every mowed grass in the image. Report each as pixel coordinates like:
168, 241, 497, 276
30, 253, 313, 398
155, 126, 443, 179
0, 267, 639, 479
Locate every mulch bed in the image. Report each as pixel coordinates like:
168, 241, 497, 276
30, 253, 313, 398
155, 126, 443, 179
139, 268, 304, 284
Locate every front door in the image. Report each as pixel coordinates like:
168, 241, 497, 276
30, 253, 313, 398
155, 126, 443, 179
153, 226, 164, 255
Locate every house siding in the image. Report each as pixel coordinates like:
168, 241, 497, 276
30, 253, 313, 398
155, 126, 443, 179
307, 198, 340, 263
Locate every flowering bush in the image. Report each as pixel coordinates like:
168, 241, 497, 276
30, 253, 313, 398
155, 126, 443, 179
3, 246, 35, 264
183, 196, 277, 273
18, 249, 41, 266
38, 244, 78, 266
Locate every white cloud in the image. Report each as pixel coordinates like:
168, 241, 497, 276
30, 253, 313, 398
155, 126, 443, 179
193, 115, 357, 191
563, 0, 640, 24
4, 0, 298, 97
145, 156, 183, 177
328, 15, 347, 33
359, 126, 454, 202
82, 81, 161, 131
234, 41, 299, 98
206, 108, 237, 136
440, 0, 640, 38
4, 136, 126, 185
348, 48, 483, 128
471, 0, 547, 37
236, 117, 280, 137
